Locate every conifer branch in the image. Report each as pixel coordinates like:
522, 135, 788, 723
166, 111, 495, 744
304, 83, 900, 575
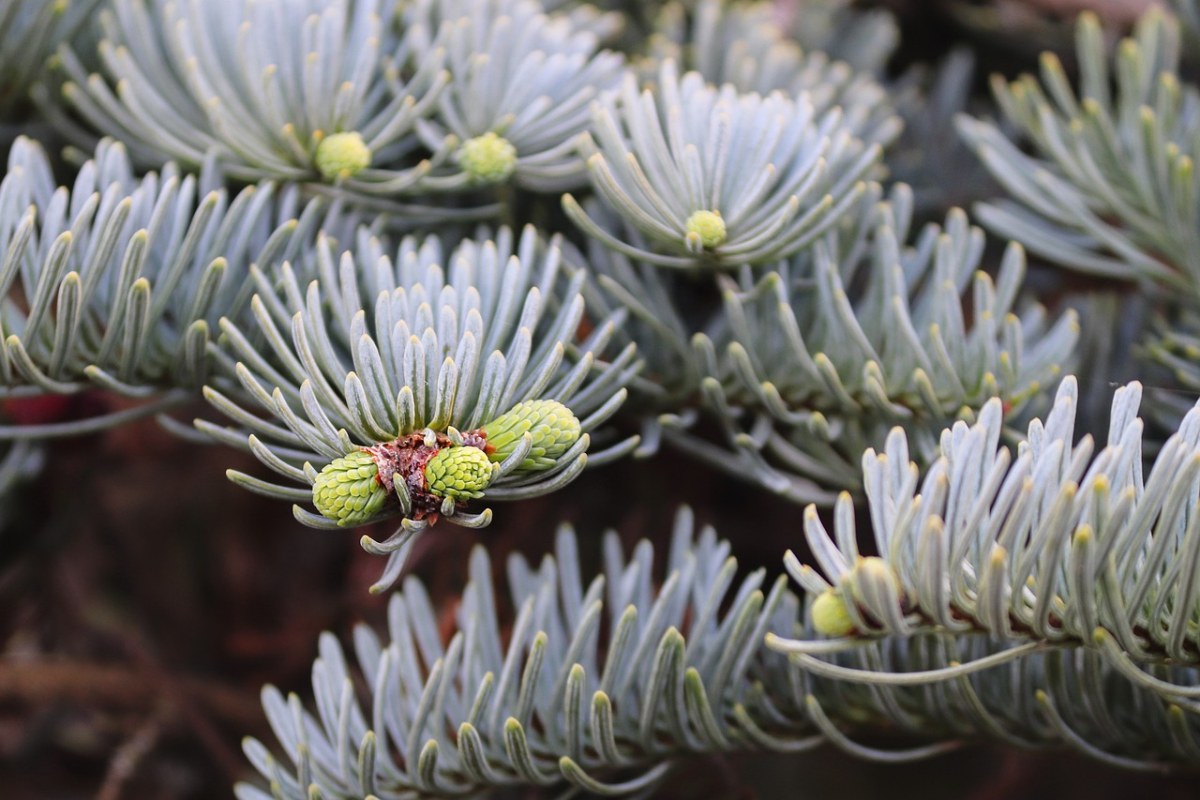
959, 10, 1199, 288
201, 224, 640, 590
0, 136, 328, 437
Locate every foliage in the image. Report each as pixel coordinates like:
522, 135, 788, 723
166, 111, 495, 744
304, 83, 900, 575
776, 377, 1200, 694
237, 511, 802, 799
2, 0, 1200, 797
407, 0, 626, 192
564, 59, 880, 268
960, 10, 1199, 287
583, 184, 1078, 503
0, 0, 99, 114
55, 0, 449, 197
0, 136, 329, 435
200, 224, 639, 589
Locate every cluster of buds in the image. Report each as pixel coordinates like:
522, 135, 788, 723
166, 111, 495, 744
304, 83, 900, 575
312, 400, 581, 527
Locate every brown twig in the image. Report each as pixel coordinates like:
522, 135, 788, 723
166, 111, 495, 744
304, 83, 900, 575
0, 659, 263, 732
104, 630, 249, 782
95, 708, 167, 800
52, 526, 252, 782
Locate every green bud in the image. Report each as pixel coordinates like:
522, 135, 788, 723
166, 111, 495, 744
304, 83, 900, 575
457, 132, 518, 184
314, 131, 371, 180
686, 209, 727, 249
811, 589, 855, 637
482, 399, 581, 471
313, 449, 388, 527
424, 446, 495, 500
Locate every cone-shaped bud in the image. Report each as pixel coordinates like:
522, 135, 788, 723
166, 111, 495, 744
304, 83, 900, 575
483, 400, 581, 471
424, 445, 495, 500
313, 449, 388, 526
458, 132, 517, 184
315, 131, 372, 180
811, 589, 855, 637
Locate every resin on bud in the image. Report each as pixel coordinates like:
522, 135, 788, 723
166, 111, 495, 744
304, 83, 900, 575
314, 131, 372, 180
457, 132, 518, 184
424, 445, 496, 501
312, 449, 388, 527
810, 589, 856, 637
483, 399, 581, 471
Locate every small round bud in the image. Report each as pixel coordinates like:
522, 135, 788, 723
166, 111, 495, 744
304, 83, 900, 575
457, 132, 518, 184
313, 449, 388, 526
424, 446, 495, 500
811, 589, 855, 637
686, 209, 727, 249
315, 131, 371, 180
483, 399, 581, 471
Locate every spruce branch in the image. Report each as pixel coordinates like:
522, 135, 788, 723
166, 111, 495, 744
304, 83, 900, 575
54, 0, 453, 199
645, 0, 901, 149
770, 375, 1200, 711
240, 505, 1200, 800
689, 195, 1077, 497
791, 634, 1200, 772
408, 0, 626, 192
2, 0, 1196, 792
200, 225, 640, 591
958, 9, 1200, 288
0, 0, 100, 114
563, 59, 880, 269
584, 184, 1078, 504
0, 136, 326, 437
235, 508, 806, 800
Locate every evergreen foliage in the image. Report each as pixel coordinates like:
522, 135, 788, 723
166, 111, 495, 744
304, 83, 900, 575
56, 0, 450, 196
3, 0, 1200, 796
775, 378, 1200, 698
237, 511, 801, 799
582, 184, 1078, 503
200, 223, 638, 589
0, 136, 328, 434
407, 0, 626, 191
564, 59, 880, 267
0, 0, 100, 114
960, 10, 1198, 287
